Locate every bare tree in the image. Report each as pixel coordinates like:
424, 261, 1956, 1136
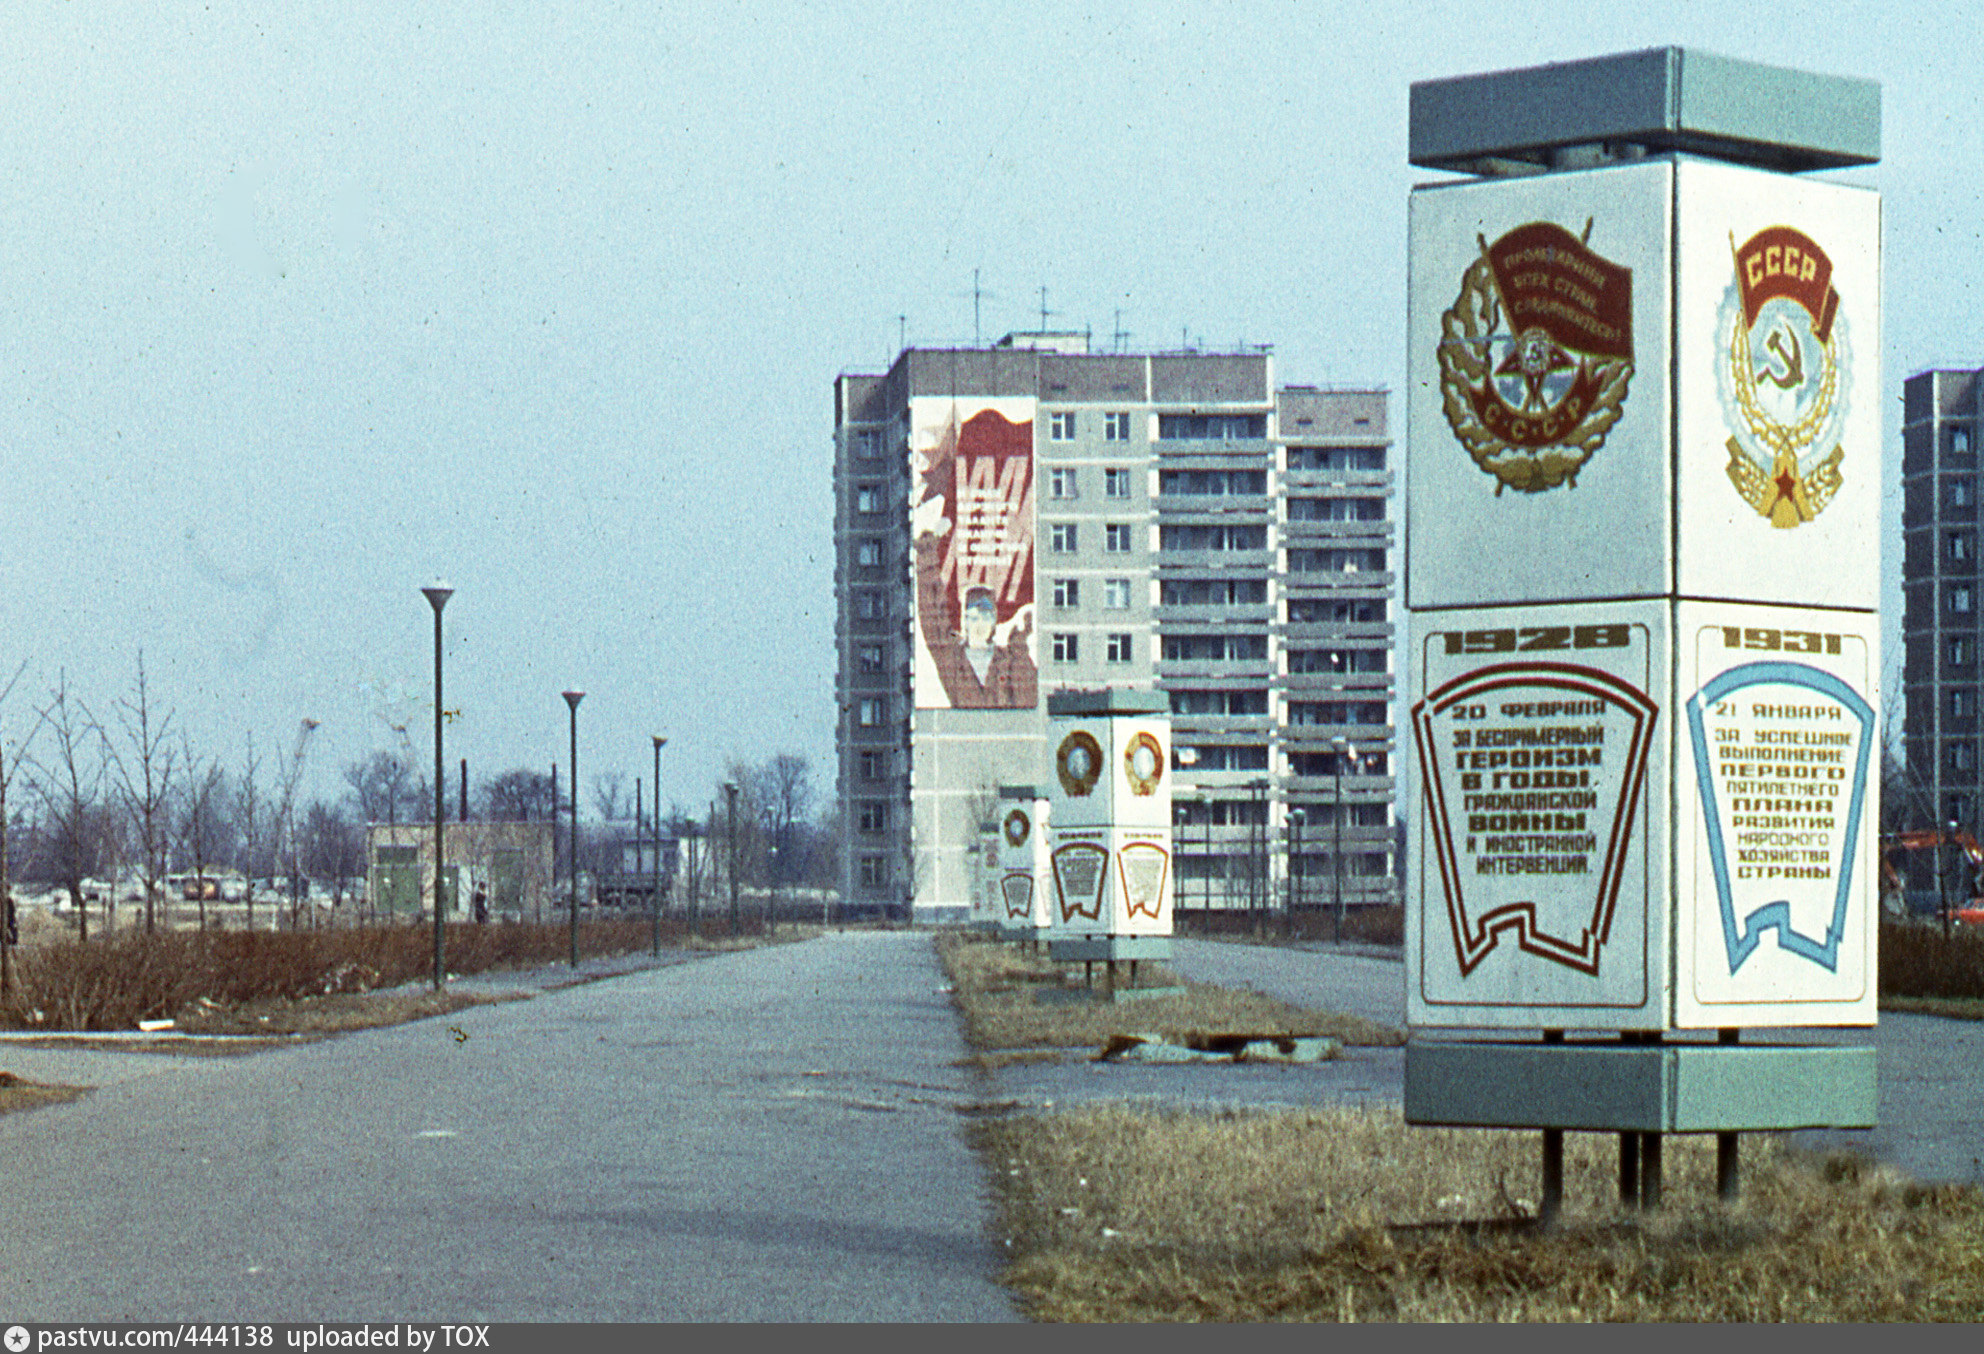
236, 733, 267, 933
273, 719, 320, 926
591, 771, 628, 824
0, 660, 46, 992
177, 740, 229, 931
757, 753, 815, 888
300, 798, 364, 914
32, 673, 112, 940
109, 653, 177, 933
344, 749, 416, 826
480, 768, 555, 822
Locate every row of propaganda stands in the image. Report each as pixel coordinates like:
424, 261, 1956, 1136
967, 690, 1177, 993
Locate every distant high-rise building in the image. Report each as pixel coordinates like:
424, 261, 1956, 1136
1902, 367, 1984, 830
832, 334, 1396, 921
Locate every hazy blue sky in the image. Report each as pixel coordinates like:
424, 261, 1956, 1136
1, 1, 1973, 815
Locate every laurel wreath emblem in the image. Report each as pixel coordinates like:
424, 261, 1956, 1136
1438, 253, 1633, 494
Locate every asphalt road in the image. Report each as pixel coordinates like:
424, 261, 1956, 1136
1162, 937, 1984, 1188
0, 932, 1018, 1323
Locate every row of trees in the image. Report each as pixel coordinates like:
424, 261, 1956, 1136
0, 656, 836, 934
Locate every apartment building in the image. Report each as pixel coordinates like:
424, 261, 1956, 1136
833, 334, 1395, 920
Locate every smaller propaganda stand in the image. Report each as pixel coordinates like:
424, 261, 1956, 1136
1404, 49, 1880, 1217
996, 785, 1052, 942
969, 818, 1002, 932
1044, 690, 1174, 994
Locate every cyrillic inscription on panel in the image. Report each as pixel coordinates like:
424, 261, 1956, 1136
1415, 625, 1658, 977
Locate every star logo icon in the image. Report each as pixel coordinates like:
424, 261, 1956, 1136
6, 1325, 31, 1352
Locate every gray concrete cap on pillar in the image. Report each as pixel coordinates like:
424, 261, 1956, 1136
997, 784, 1040, 801
1410, 47, 1880, 176
1046, 689, 1170, 718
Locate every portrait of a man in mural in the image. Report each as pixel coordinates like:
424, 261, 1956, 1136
910, 403, 1039, 710
925, 585, 1036, 708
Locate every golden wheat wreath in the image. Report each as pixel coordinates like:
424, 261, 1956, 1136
1003, 808, 1030, 848
1439, 254, 1633, 494
1056, 730, 1104, 798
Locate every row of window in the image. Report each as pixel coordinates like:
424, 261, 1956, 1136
1162, 578, 1266, 606
1290, 548, 1388, 574
1287, 598, 1385, 624
1050, 578, 1136, 609
1049, 411, 1135, 441
1049, 633, 1137, 663
1158, 413, 1267, 440
1288, 648, 1388, 675
1047, 466, 1135, 498
1175, 802, 1390, 829
1160, 523, 1268, 552
1158, 469, 1267, 496
1286, 445, 1385, 471
1286, 496, 1385, 522
1048, 523, 1137, 553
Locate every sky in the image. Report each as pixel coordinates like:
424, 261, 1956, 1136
1, 0, 1978, 819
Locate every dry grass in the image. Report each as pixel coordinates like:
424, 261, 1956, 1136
974, 1102, 1984, 1322
1881, 922, 1984, 1002
0, 1070, 86, 1117
937, 932, 1402, 1055
0, 917, 784, 1031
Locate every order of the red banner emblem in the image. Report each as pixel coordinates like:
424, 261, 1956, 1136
1438, 219, 1635, 494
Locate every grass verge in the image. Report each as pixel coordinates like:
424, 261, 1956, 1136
936, 932, 1401, 1058
973, 1102, 1984, 1321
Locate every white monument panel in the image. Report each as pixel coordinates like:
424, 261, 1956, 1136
1407, 601, 1668, 1027
1673, 600, 1879, 1026
1045, 709, 1172, 937
997, 794, 1052, 930
1673, 160, 1881, 609
1407, 160, 1674, 609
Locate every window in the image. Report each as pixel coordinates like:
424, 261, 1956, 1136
1049, 468, 1079, 499
857, 644, 885, 674
1953, 534, 1973, 563
1955, 586, 1974, 615
1952, 638, 1973, 667
1287, 597, 1385, 623
855, 429, 885, 459
1158, 469, 1266, 496
1954, 689, 1975, 719
1286, 445, 1385, 471
1952, 479, 1975, 509
1157, 412, 1266, 440
857, 750, 886, 781
858, 856, 889, 888
854, 539, 883, 568
1954, 427, 1974, 456
855, 698, 884, 727
1050, 411, 1077, 440
1286, 496, 1384, 522
1289, 547, 1388, 573
1169, 688, 1268, 716
1052, 633, 1080, 663
854, 591, 887, 620
853, 485, 882, 514
1290, 749, 1388, 777
1052, 578, 1080, 609
1159, 523, 1267, 551
1161, 578, 1266, 605
1288, 647, 1387, 675
1106, 633, 1134, 663
1289, 699, 1388, 726
1179, 744, 1269, 771
1952, 744, 1976, 773
1103, 412, 1131, 441
1105, 523, 1133, 553
1162, 634, 1268, 661
1049, 523, 1078, 553
856, 801, 889, 834
1103, 467, 1131, 499
1103, 578, 1132, 610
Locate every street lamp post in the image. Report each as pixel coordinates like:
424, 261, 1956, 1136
1333, 738, 1358, 944
725, 781, 740, 937
651, 735, 666, 958
564, 690, 584, 968
421, 584, 453, 992
1288, 807, 1306, 940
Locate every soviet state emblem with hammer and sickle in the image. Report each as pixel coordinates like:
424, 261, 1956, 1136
1718, 226, 1850, 528
1438, 219, 1635, 494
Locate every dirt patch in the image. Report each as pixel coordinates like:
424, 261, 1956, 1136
0, 1070, 87, 1117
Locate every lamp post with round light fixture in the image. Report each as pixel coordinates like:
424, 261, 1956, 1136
564, 690, 584, 967
651, 735, 666, 958
420, 584, 453, 991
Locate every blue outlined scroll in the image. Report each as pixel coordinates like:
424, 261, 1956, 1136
1685, 662, 1874, 975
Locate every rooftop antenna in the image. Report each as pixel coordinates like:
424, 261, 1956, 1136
1113, 309, 1131, 353
897, 314, 907, 355
973, 269, 983, 345
1038, 285, 1057, 331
